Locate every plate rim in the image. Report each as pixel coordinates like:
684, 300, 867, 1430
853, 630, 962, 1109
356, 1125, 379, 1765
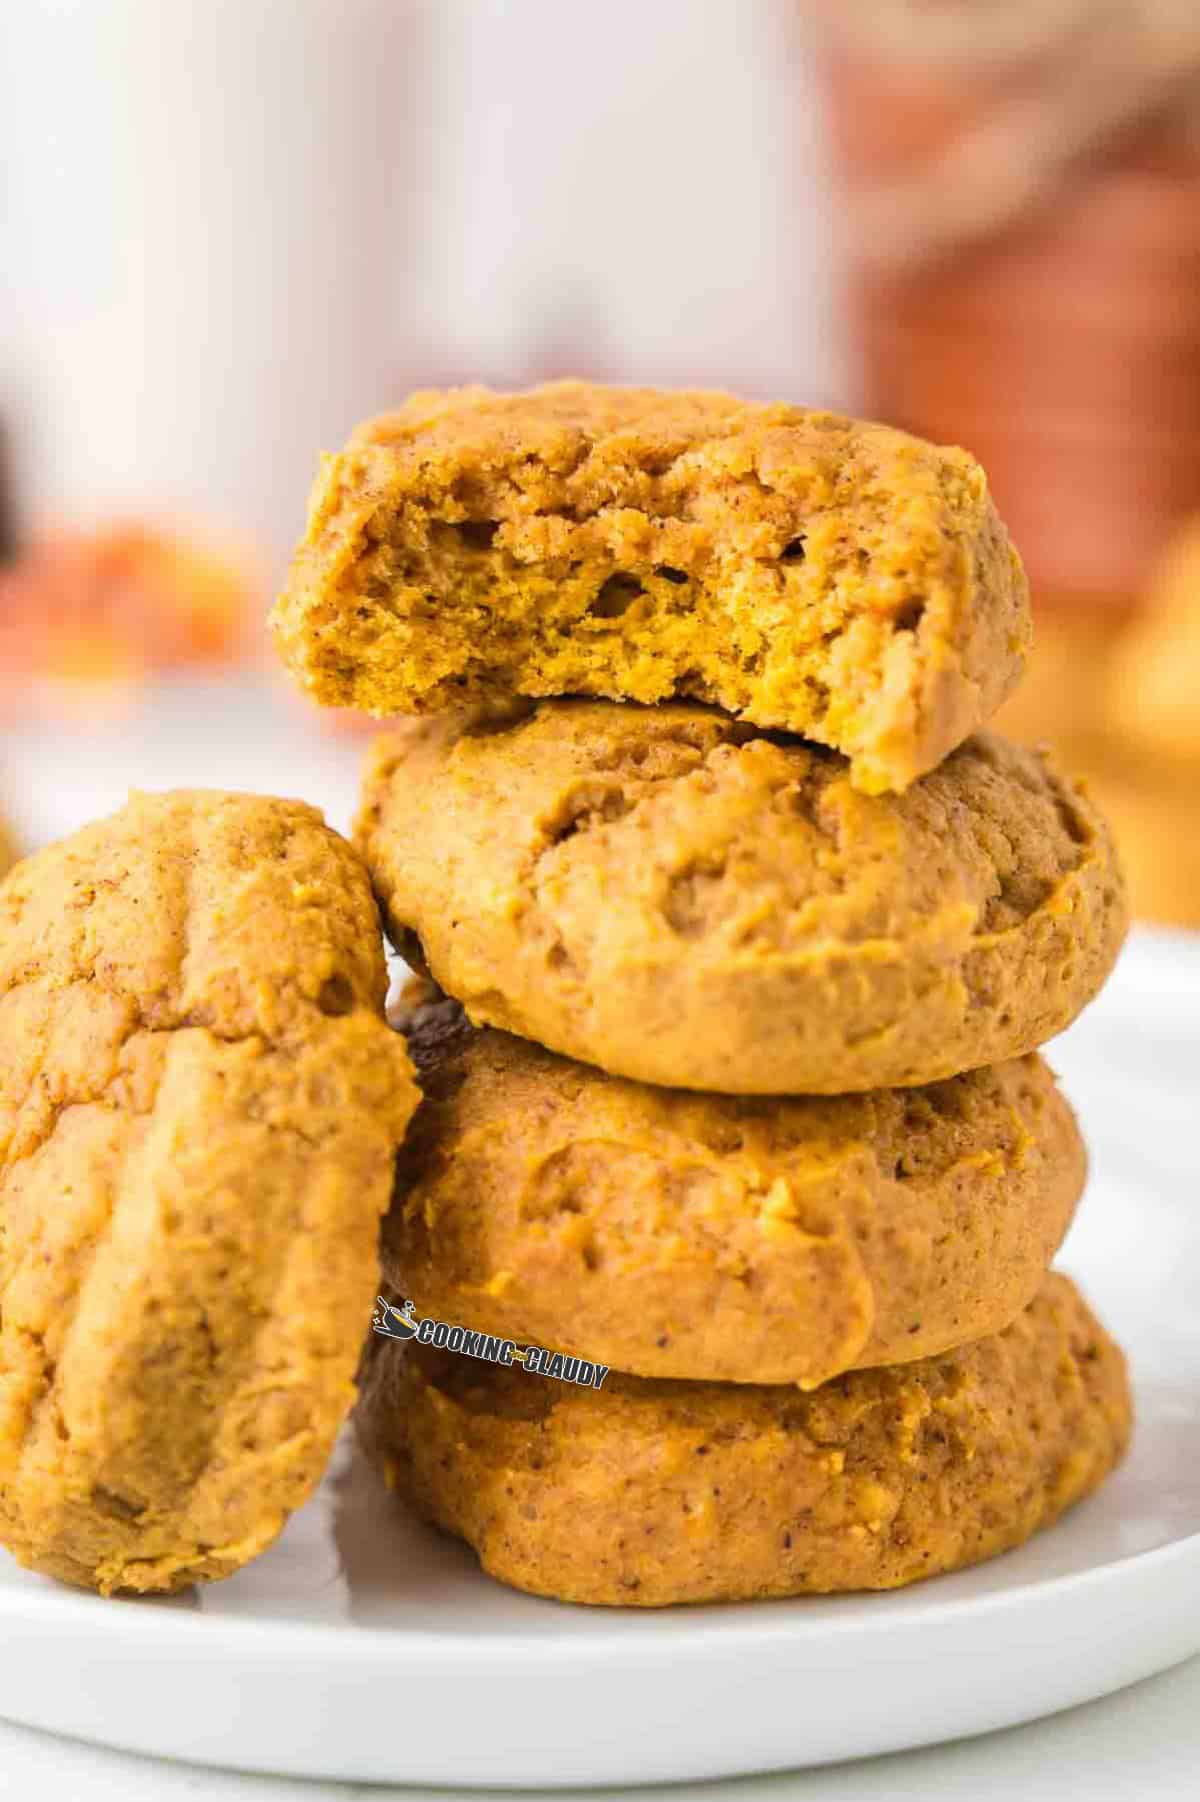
3, 1504, 1200, 1658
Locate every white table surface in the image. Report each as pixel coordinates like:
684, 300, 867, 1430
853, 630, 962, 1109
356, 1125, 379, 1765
1, 673, 1196, 1799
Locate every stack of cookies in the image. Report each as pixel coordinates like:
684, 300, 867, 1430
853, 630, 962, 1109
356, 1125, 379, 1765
271, 383, 1133, 1607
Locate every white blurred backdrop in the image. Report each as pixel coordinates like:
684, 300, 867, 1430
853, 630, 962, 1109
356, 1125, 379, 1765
2, 0, 844, 567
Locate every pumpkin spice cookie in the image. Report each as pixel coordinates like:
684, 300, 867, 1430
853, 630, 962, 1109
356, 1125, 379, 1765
273, 382, 1030, 794
0, 791, 420, 1594
382, 1007, 1084, 1386
356, 1273, 1131, 1607
357, 701, 1128, 1094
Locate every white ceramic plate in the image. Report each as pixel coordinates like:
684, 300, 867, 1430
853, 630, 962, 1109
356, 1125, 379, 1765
1, 929, 1198, 1790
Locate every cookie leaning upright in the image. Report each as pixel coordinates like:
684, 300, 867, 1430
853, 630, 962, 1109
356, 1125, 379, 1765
0, 792, 420, 1594
271, 382, 1031, 794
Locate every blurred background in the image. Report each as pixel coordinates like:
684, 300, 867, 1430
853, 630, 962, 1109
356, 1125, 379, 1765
1, 0, 1198, 925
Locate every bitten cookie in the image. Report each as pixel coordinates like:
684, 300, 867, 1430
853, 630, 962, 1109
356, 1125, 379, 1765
383, 1006, 1084, 1386
0, 792, 420, 1594
273, 382, 1030, 794
357, 701, 1128, 1094
356, 1274, 1131, 1607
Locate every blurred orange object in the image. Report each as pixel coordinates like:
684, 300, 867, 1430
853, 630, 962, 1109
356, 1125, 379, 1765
0, 522, 261, 719
993, 514, 1200, 929
1106, 517, 1200, 763
816, 1, 1200, 612
992, 598, 1131, 753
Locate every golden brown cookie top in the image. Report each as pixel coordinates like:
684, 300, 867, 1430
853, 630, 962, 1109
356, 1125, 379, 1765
0, 789, 386, 1046
364, 704, 1100, 951
0, 792, 419, 1595
352, 381, 967, 507
383, 1008, 1083, 1385
275, 381, 1030, 793
357, 700, 1127, 1092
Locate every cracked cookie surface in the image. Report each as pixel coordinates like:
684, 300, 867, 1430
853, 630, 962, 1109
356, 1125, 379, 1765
0, 791, 419, 1594
356, 1273, 1130, 1606
356, 700, 1128, 1094
382, 1005, 1083, 1385
272, 381, 1030, 794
